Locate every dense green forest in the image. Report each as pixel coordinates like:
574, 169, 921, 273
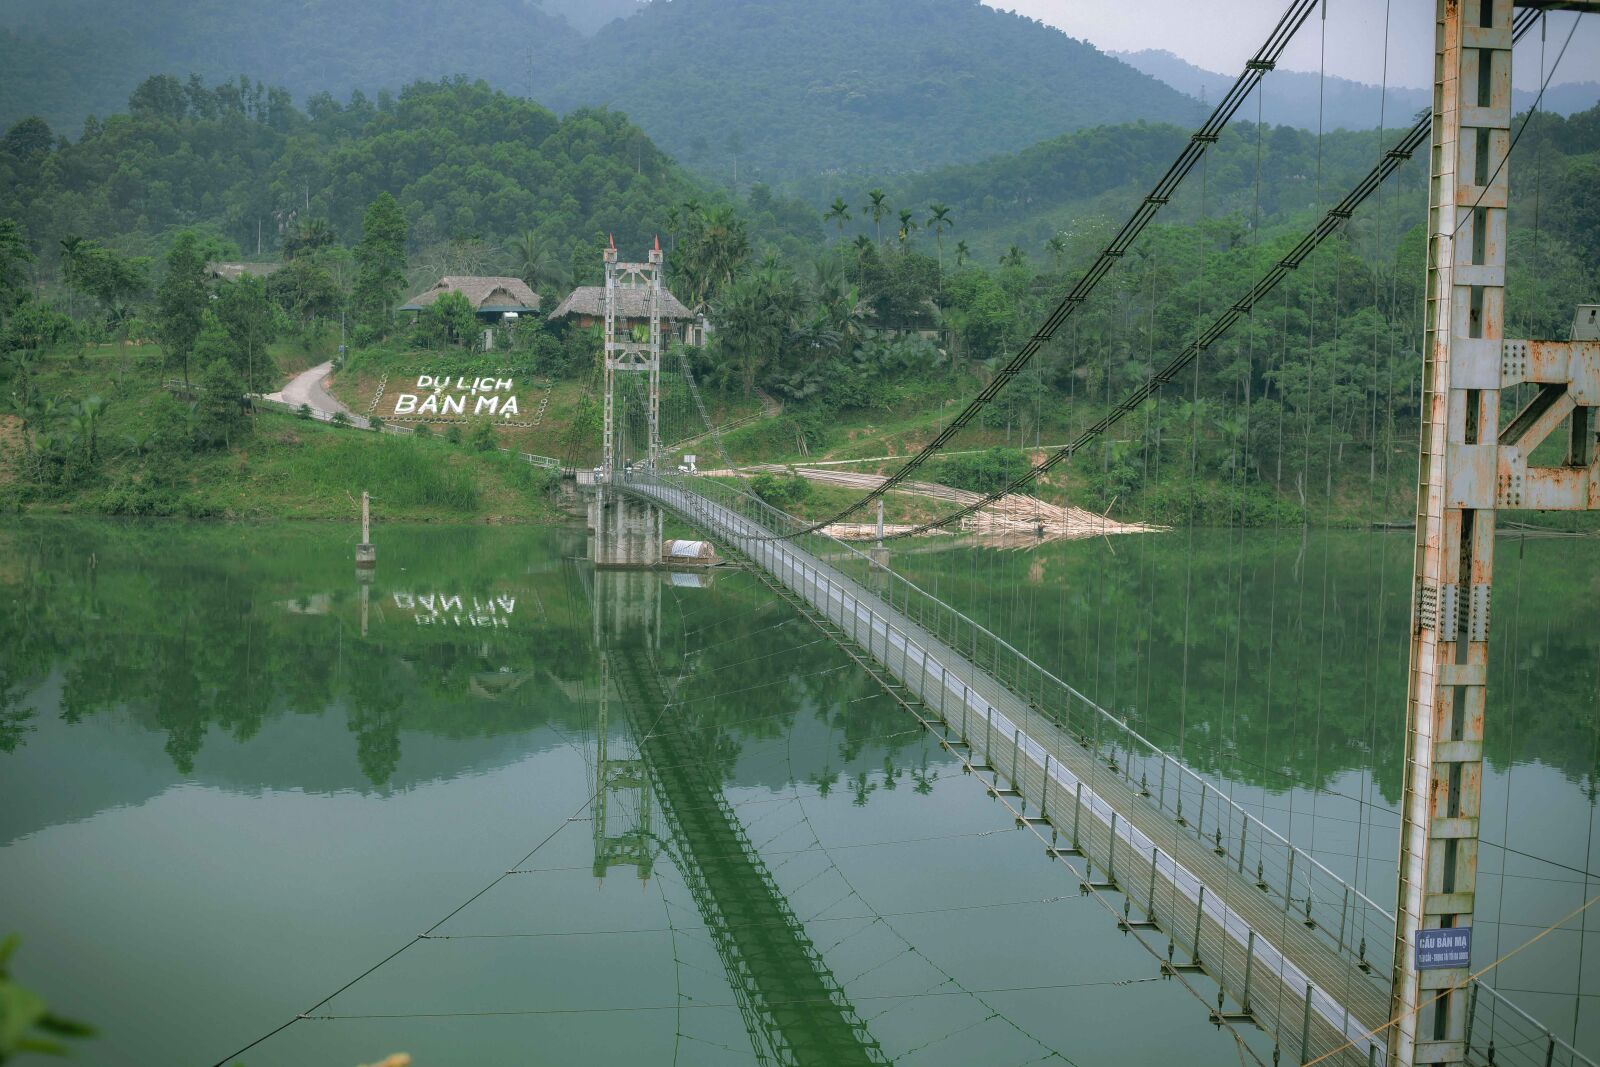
0, 76, 727, 282
0, 0, 1193, 186
2, 68, 1596, 525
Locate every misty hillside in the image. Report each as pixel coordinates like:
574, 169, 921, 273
0, 0, 584, 134
1117, 48, 1600, 132
0, 0, 1194, 185
537, 0, 1195, 183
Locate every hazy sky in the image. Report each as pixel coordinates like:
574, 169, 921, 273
985, 2, 1600, 91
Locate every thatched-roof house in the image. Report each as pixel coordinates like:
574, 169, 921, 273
401, 276, 541, 319
550, 285, 694, 323
550, 285, 704, 344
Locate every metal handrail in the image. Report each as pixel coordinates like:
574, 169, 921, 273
613, 470, 1596, 1067
633, 471, 1392, 920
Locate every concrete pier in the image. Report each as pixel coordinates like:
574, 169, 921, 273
587, 488, 663, 569
355, 490, 376, 569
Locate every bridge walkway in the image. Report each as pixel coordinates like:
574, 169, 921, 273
621, 474, 1389, 1067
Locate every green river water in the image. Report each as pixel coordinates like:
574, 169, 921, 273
1, 519, 1594, 1066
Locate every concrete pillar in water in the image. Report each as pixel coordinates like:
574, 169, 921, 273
587, 489, 662, 569
355, 490, 376, 569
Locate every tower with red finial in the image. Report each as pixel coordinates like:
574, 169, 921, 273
601, 235, 664, 479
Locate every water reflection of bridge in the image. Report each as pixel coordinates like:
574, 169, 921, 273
587, 562, 887, 1065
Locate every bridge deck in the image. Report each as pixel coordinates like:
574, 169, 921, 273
626, 477, 1388, 1067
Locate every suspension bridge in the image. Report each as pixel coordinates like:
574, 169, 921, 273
210, 2, 1599, 1065
572, 1, 1600, 1063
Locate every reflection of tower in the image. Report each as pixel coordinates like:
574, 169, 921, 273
593, 652, 655, 880
600, 238, 663, 479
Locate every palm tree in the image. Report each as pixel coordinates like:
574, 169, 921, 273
681, 205, 750, 306
864, 189, 890, 244
954, 240, 971, 267
896, 209, 917, 250
283, 217, 333, 260
19, 394, 60, 459
1000, 245, 1027, 269
824, 196, 852, 235
59, 236, 85, 317
830, 285, 872, 352
812, 253, 846, 305
70, 395, 109, 466
925, 202, 953, 277
512, 230, 563, 292
1046, 234, 1068, 270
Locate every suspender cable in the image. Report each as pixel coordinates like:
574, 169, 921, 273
874, 7, 1547, 541
738, 0, 1323, 539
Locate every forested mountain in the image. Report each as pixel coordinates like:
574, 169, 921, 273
0, 77, 718, 278
0, 0, 1195, 186
1116, 49, 1600, 132
541, 0, 645, 34
0, 0, 583, 137
536, 0, 1193, 184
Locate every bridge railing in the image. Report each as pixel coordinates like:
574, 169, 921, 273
622, 471, 1598, 1067
631, 472, 1396, 978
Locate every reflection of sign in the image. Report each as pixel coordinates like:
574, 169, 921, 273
394, 592, 516, 628
393, 375, 520, 419
1415, 927, 1471, 970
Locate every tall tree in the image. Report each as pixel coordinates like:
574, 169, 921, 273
896, 209, 917, 250
824, 196, 852, 235
925, 202, 953, 279
215, 275, 279, 390
864, 189, 890, 245
57, 236, 85, 317
155, 232, 209, 385
0, 220, 34, 317
71, 241, 149, 315
352, 192, 407, 332
1045, 233, 1068, 270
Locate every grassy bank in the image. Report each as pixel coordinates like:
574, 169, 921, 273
0, 344, 572, 524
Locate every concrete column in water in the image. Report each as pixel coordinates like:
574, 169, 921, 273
355, 490, 376, 569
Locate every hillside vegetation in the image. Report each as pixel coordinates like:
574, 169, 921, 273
0, 0, 1194, 186
0, 343, 566, 522
0, 77, 714, 283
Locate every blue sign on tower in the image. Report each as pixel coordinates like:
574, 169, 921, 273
1415, 927, 1471, 970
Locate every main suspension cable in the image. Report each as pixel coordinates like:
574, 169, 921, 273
737, 0, 1323, 538
872, 7, 1546, 540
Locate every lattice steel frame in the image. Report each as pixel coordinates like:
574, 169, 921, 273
601, 242, 664, 478
1392, 3, 1600, 1065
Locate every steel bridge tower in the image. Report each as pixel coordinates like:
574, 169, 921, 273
1392, 2, 1600, 1064
601, 238, 664, 480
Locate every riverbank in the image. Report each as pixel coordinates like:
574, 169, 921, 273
0, 345, 573, 524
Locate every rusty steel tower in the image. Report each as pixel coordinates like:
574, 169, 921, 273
1390, 2, 1600, 1064
601, 237, 664, 479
